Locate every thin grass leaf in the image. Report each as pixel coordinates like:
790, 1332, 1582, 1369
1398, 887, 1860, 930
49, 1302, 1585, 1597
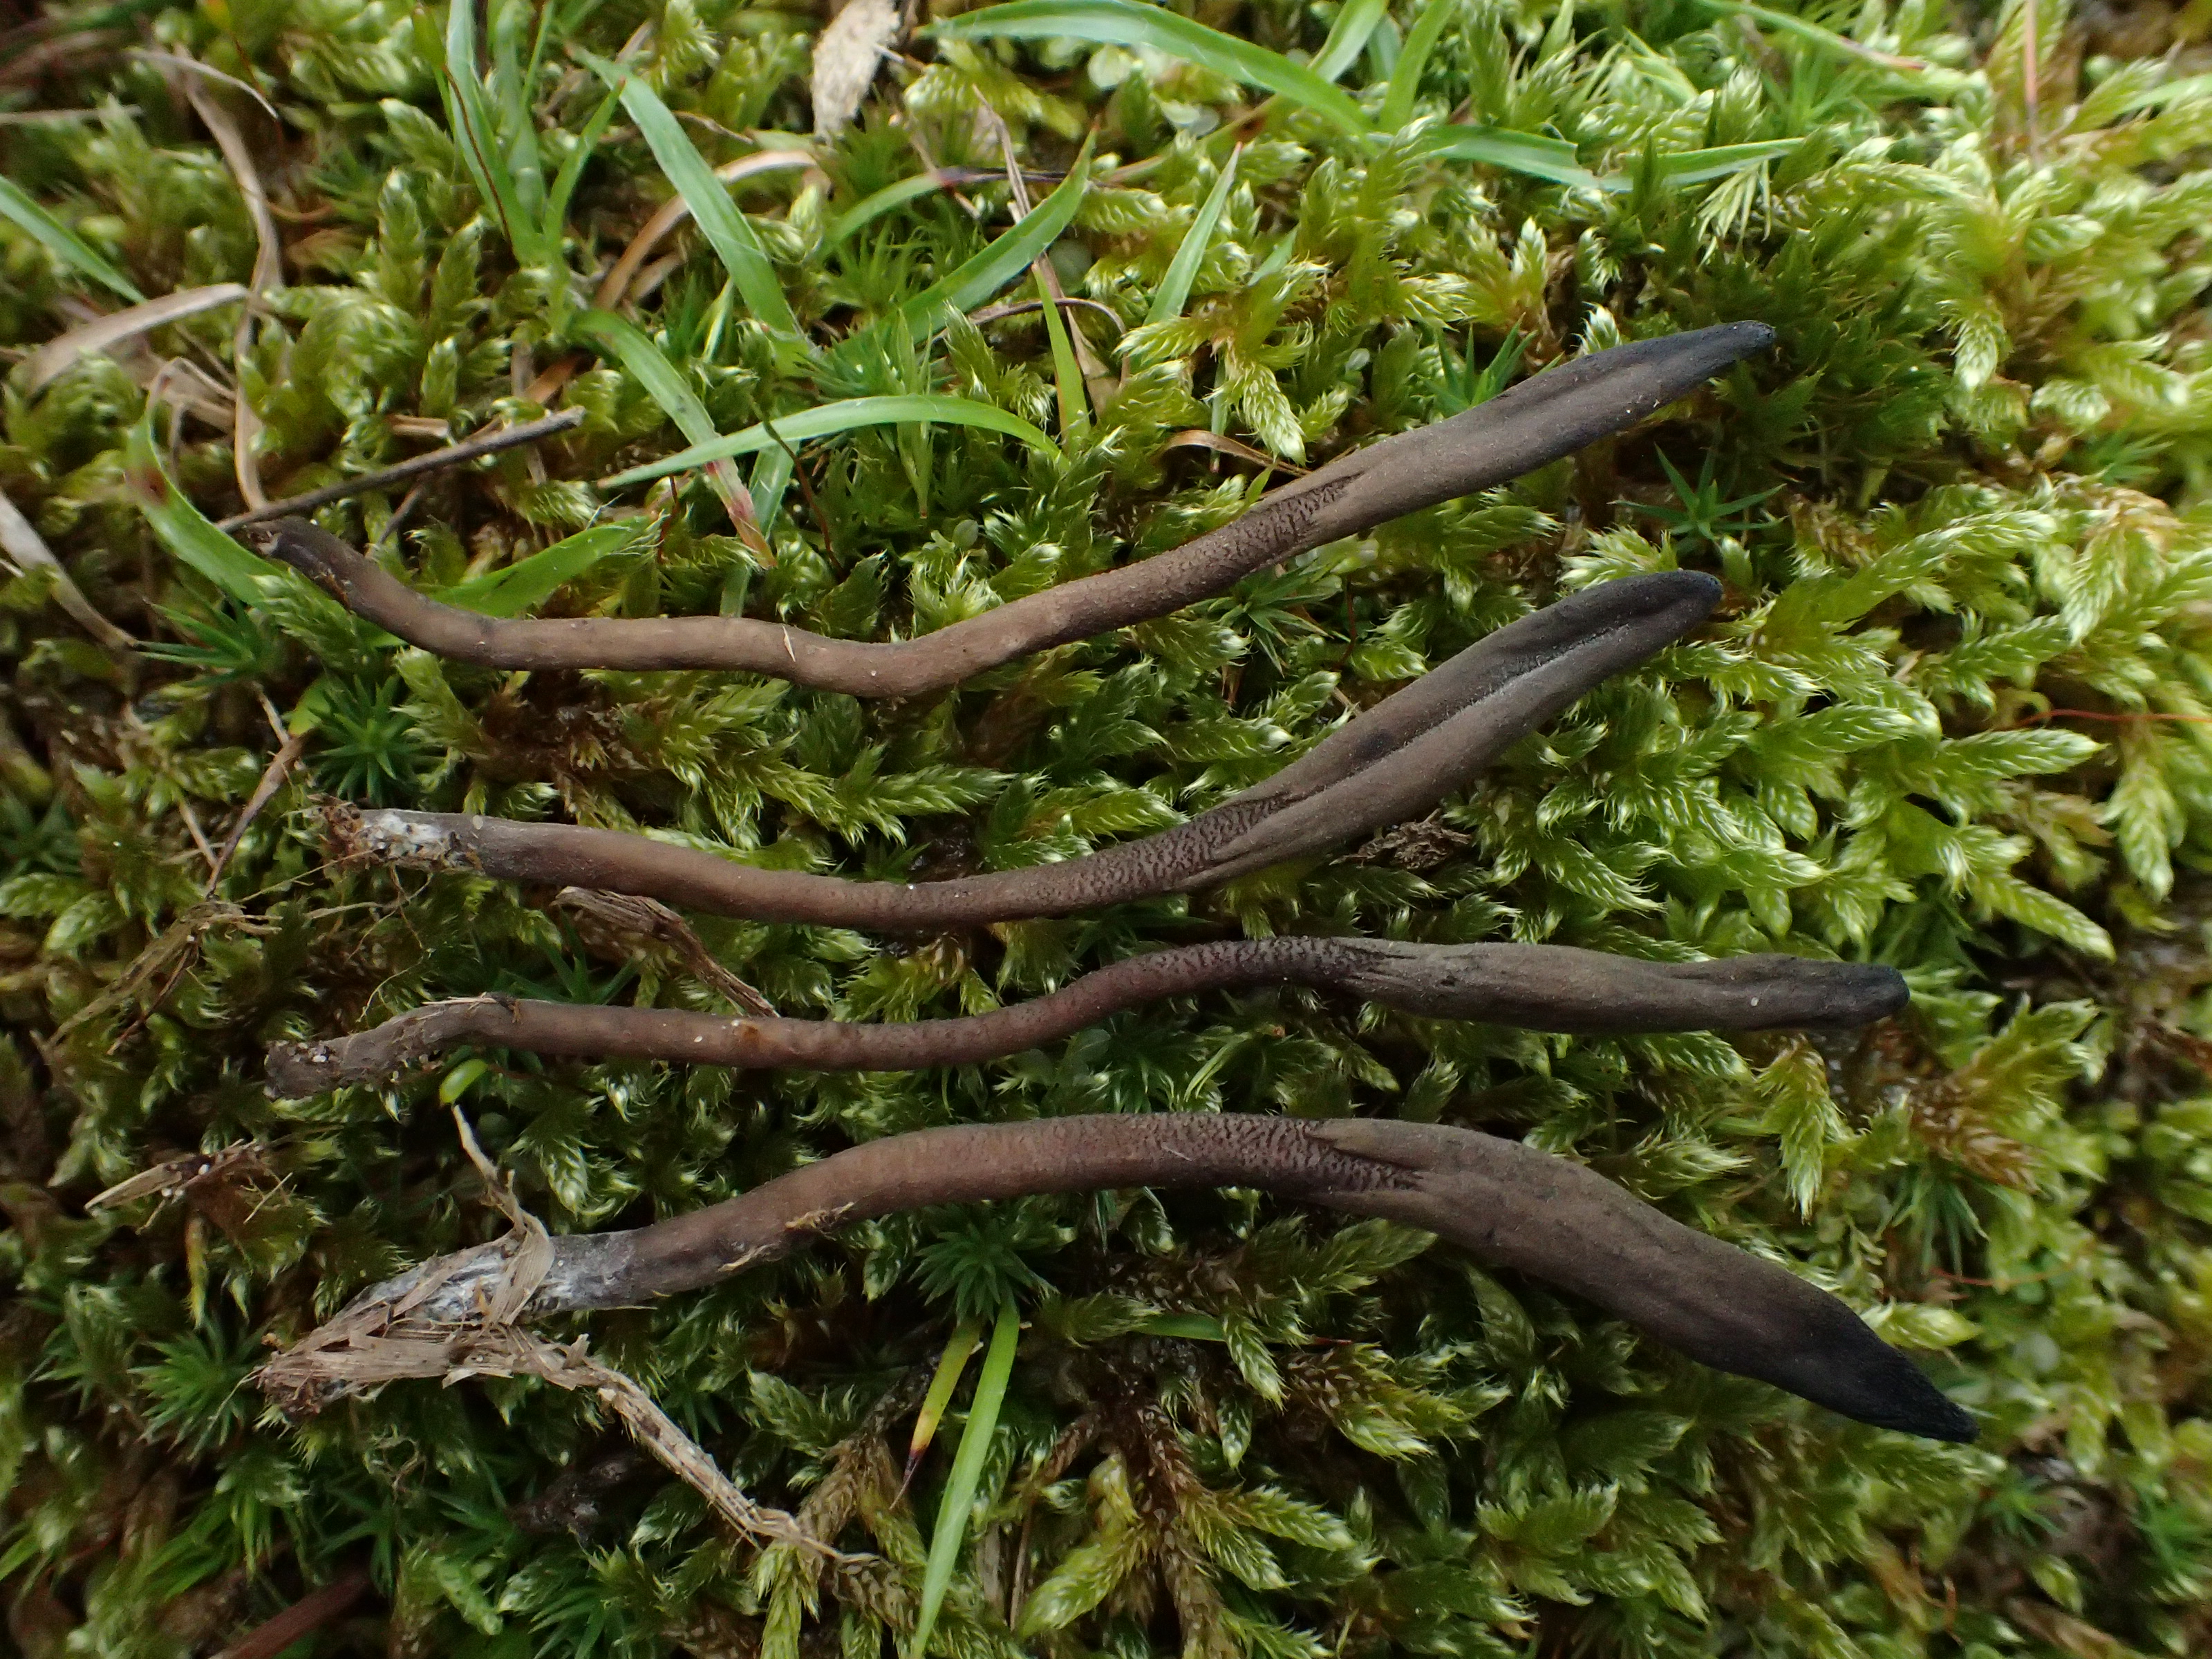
432, 521, 643, 616
488, 0, 547, 228
1380, 0, 1459, 131
576, 49, 803, 338
1145, 144, 1239, 328
859, 138, 1094, 343
0, 176, 145, 302
541, 87, 620, 247
1689, 0, 1929, 70
1646, 138, 1799, 187
575, 309, 755, 520
912, 1302, 1019, 1659
599, 394, 1056, 487
122, 413, 288, 602
1037, 272, 1086, 431
431, 0, 547, 265
908, 1318, 986, 1466
826, 171, 953, 246
1416, 124, 1597, 188
749, 445, 794, 533
1311, 0, 1389, 82
929, 0, 1367, 133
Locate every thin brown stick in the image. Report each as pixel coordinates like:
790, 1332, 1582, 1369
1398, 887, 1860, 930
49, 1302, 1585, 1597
212, 1567, 373, 1659
370, 479, 431, 555
239, 325, 1773, 693
2012, 709, 2212, 727
217, 409, 586, 531
969, 296, 1125, 331
254, 1114, 1974, 1442
206, 729, 308, 895
264, 941, 1905, 1094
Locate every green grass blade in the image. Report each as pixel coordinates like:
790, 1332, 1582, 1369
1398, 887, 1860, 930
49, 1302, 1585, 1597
576, 309, 754, 518
1417, 125, 1598, 189
912, 1302, 1019, 1659
1311, 0, 1389, 82
826, 172, 950, 246
1689, 0, 1928, 69
577, 48, 802, 338
437, 0, 542, 263
1037, 273, 1086, 431
748, 446, 793, 533
930, 0, 1368, 134
1649, 138, 1800, 187
863, 138, 1094, 343
542, 86, 621, 247
0, 176, 144, 303
1145, 144, 1239, 328
599, 394, 1057, 488
489, 0, 547, 227
122, 413, 288, 601
908, 1318, 986, 1466
1380, 0, 1461, 131
431, 521, 642, 616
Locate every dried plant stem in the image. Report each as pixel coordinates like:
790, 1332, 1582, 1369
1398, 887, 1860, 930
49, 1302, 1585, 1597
217, 409, 585, 531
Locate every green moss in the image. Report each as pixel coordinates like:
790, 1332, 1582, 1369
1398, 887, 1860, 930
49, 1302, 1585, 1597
4, 0, 2212, 1655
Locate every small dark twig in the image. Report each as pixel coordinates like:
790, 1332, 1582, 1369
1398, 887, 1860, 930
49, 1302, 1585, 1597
205, 728, 308, 896
369, 478, 431, 556
212, 1567, 373, 1659
970, 296, 1124, 330
218, 409, 585, 531
2012, 708, 2212, 727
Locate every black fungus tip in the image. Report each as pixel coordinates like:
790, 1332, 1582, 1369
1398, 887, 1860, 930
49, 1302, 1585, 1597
1780, 1306, 1982, 1443
1853, 1353, 1980, 1443
1718, 319, 1778, 355
1828, 962, 1911, 1024
1665, 568, 1726, 608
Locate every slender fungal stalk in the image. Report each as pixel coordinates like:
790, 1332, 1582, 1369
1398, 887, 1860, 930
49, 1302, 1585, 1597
320, 570, 1724, 923
255, 1113, 1975, 1443
237, 325, 1772, 695
265, 939, 1908, 1094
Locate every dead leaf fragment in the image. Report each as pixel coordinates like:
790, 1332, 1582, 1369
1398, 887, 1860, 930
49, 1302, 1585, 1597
22, 283, 249, 393
812, 0, 901, 139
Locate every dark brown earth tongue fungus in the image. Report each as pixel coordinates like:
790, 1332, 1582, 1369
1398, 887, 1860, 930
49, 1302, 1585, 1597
259, 321, 1974, 1443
